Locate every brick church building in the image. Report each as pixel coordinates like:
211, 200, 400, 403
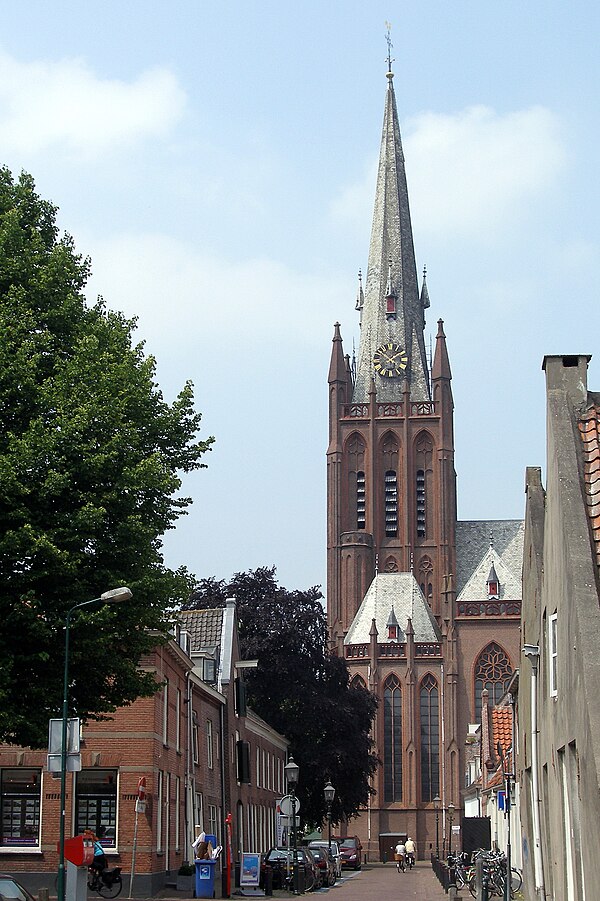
327, 62, 523, 860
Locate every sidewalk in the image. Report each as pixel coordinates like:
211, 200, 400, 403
147, 861, 450, 901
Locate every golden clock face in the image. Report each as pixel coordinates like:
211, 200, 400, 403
373, 342, 408, 378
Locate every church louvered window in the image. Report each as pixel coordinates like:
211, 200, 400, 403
416, 469, 426, 537
356, 471, 366, 529
384, 470, 398, 536
347, 434, 366, 531
383, 675, 402, 802
420, 674, 440, 801
474, 643, 512, 722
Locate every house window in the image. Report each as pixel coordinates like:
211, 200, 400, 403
195, 792, 203, 834
383, 674, 402, 802
237, 740, 251, 784
356, 471, 366, 529
207, 720, 214, 770
76, 770, 117, 845
256, 748, 261, 788
175, 776, 181, 852
420, 674, 440, 802
0, 769, 41, 847
192, 714, 199, 765
162, 679, 169, 746
474, 643, 512, 721
384, 470, 398, 537
176, 689, 181, 753
549, 613, 558, 697
208, 804, 219, 843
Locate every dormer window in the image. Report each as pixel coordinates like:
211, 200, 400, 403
486, 563, 500, 599
386, 606, 400, 641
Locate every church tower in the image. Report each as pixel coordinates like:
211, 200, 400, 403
326, 53, 523, 859
327, 63, 457, 652
326, 54, 462, 855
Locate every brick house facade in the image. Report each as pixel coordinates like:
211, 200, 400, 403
1, 601, 287, 896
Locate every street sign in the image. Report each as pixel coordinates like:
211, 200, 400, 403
278, 794, 300, 817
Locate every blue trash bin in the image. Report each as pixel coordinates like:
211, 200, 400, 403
195, 858, 217, 898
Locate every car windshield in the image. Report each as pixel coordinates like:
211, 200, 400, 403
0, 879, 32, 901
340, 839, 357, 849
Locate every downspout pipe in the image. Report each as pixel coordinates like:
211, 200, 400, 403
523, 645, 545, 899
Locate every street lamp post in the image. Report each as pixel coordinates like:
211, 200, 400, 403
57, 587, 132, 901
324, 781, 335, 852
447, 803, 455, 857
433, 796, 441, 858
284, 757, 300, 895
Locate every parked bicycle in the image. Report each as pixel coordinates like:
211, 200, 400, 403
466, 849, 522, 899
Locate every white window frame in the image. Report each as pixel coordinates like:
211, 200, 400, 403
162, 679, 169, 746
207, 720, 214, 770
176, 688, 181, 753
549, 612, 558, 697
157, 771, 164, 852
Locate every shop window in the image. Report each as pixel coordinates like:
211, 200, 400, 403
0, 769, 41, 847
75, 769, 117, 845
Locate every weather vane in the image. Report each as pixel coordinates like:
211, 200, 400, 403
385, 21, 394, 73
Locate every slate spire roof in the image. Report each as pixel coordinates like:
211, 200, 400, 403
353, 68, 430, 404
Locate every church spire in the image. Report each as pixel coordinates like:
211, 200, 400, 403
353, 60, 430, 404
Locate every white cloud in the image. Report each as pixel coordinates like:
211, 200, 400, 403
330, 105, 565, 239
0, 51, 186, 158
85, 233, 347, 355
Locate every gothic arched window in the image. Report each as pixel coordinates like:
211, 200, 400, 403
383, 674, 402, 802
346, 434, 366, 530
474, 643, 512, 722
351, 675, 367, 690
415, 433, 434, 542
420, 674, 440, 802
382, 433, 399, 538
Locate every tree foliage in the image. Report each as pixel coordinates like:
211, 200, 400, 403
186, 567, 378, 826
0, 168, 214, 748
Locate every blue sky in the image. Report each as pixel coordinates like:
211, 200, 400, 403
2, 2, 598, 593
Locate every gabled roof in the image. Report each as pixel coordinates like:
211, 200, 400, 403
180, 607, 223, 651
457, 543, 522, 603
456, 520, 524, 597
344, 572, 441, 645
579, 398, 600, 570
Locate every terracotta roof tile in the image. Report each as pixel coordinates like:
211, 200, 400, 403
579, 403, 600, 569
491, 707, 512, 758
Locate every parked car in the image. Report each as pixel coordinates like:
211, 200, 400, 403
335, 835, 363, 870
307, 845, 336, 886
308, 840, 343, 879
261, 847, 321, 891
0, 875, 36, 901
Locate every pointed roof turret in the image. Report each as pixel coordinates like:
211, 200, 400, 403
432, 318, 452, 382
353, 66, 430, 403
355, 269, 364, 316
420, 265, 430, 310
328, 322, 347, 384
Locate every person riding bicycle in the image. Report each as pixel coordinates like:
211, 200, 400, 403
394, 841, 406, 872
89, 826, 107, 877
405, 837, 415, 868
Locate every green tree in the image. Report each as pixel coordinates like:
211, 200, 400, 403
186, 567, 378, 826
0, 168, 214, 748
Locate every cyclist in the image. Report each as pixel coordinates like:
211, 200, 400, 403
394, 841, 406, 872
405, 836, 416, 869
90, 826, 108, 877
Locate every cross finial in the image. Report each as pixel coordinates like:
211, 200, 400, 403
385, 22, 394, 75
